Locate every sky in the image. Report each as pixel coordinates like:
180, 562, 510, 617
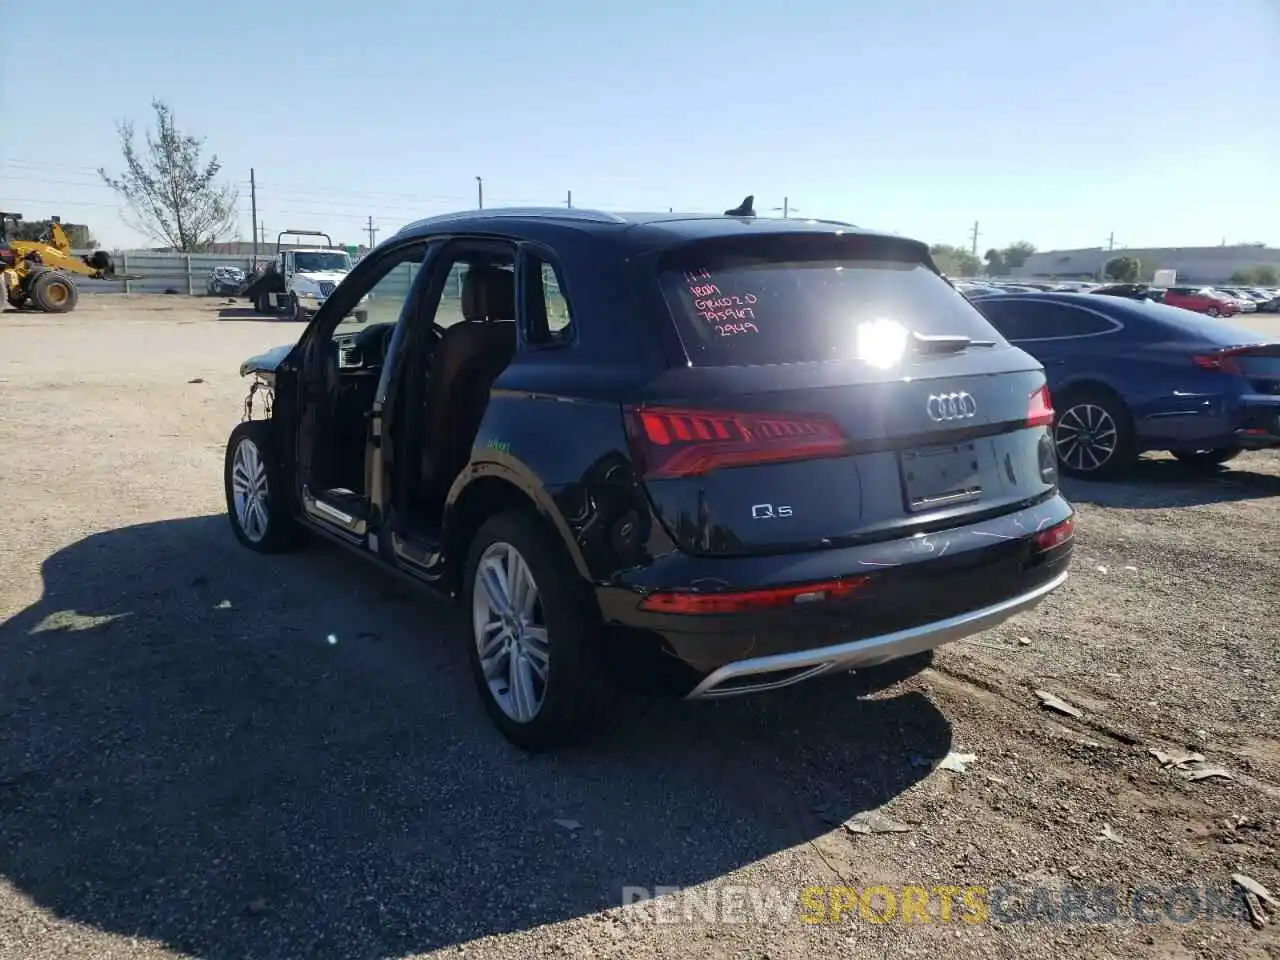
2, 0, 1276, 253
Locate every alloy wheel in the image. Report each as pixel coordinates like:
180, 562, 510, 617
230, 437, 270, 542
472, 541, 550, 723
1055, 403, 1118, 474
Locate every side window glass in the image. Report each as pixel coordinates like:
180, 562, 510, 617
435, 261, 471, 329
430, 255, 517, 329
333, 243, 427, 333
976, 300, 1031, 340
1026, 303, 1113, 338
1068, 311, 1115, 336
424, 253, 514, 332
524, 256, 574, 346
542, 261, 572, 338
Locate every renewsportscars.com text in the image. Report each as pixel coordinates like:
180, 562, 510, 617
621, 884, 1249, 925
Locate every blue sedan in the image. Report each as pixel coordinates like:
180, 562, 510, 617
971, 292, 1280, 478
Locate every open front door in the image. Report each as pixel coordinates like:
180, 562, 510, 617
293, 238, 432, 544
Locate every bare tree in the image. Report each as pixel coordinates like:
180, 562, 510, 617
98, 100, 238, 252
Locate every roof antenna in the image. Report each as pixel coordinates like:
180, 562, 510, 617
724, 195, 755, 217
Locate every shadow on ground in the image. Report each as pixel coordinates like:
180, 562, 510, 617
0, 515, 949, 959
216, 306, 297, 322
1063, 454, 1280, 509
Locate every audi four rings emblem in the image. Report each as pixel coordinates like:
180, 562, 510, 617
926, 391, 978, 422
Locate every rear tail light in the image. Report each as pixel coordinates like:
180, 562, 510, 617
639, 576, 869, 615
1026, 385, 1054, 428
1192, 352, 1241, 374
1190, 344, 1279, 374
623, 405, 850, 479
1032, 515, 1073, 552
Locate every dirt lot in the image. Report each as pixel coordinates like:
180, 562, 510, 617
1, 294, 1279, 960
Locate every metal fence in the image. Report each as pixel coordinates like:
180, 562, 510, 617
73, 251, 264, 295
72, 251, 439, 300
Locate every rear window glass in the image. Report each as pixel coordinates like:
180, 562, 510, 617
658, 238, 1003, 366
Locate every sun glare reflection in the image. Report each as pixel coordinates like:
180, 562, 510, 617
855, 318, 909, 369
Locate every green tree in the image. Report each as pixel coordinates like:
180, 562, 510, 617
1230, 265, 1279, 286
1001, 241, 1037, 270
99, 100, 238, 252
983, 248, 1007, 277
930, 244, 981, 277
1105, 255, 1142, 282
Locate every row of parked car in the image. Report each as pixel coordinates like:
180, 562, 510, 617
953, 278, 1280, 317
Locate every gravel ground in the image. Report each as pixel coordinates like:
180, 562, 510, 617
1, 295, 1278, 960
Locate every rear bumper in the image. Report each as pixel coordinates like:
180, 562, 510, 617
1235, 396, 1280, 446
1145, 395, 1280, 452
596, 494, 1074, 697
686, 570, 1066, 698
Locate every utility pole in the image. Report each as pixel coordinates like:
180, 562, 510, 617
475, 176, 484, 209
249, 168, 258, 266
969, 221, 981, 257
1107, 231, 1115, 252
366, 215, 378, 248
566, 190, 572, 209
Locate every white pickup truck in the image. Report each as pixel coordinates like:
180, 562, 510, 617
244, 231, 357, 321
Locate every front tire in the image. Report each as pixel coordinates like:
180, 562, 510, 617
464, 509, 615, 750
30, 270, 78, 313
1053, 389, 1135, 479
1174, 448, 1241, 469
1206, 306, 1220, 318
224, 420, 301, 553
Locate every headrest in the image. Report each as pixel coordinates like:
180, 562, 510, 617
460, 266, 516, 322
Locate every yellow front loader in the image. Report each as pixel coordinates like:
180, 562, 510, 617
0, 213, 123, 313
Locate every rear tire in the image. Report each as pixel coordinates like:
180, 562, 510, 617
224, 420, 303, 553
463, 509, 616, 750
1053, 388, 1135, 480
1174, 448, 1241, 469
30, 270, 78, 313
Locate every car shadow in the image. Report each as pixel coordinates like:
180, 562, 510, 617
0, 515, 949, 959
1062, 455, 1280, 509
216, 306, 294, 322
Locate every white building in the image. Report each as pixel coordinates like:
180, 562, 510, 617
1014, 245, 1280, 284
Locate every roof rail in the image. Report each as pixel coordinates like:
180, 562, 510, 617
399, 207, 628, 234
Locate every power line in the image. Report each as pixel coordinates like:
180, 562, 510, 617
0, 175, 707, 219
1, 158, 105, 176
0, 196, 121, 209
0, 166, 714, 215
